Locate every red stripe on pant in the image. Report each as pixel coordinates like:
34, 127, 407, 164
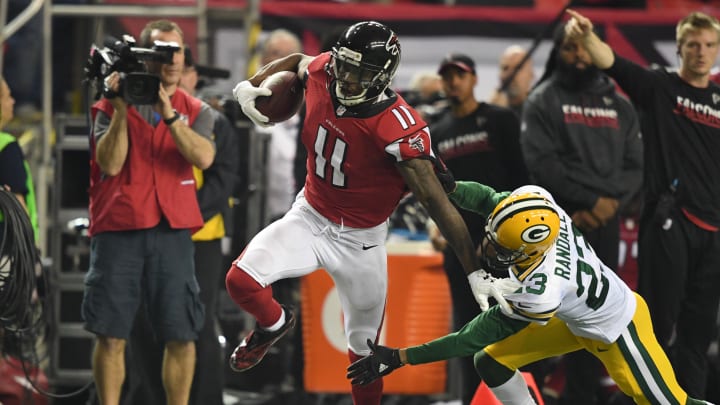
348, 350, 383, 405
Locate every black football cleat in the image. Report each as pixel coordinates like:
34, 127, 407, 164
230, 305, 296, 372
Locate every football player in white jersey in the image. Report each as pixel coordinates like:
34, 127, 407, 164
347, 180, 714, 405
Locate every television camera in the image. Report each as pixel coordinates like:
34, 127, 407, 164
84, 35, 180, 105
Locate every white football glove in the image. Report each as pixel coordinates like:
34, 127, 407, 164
232, 80, 272, 127
467, 269, 522, 316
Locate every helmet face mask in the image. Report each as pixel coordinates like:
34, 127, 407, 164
481, 232, 529, 270
331, 47, 388, 102
483, 193, 560, 270
330, 21, 401, 106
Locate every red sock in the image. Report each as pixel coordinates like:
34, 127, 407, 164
225, 265, 282, 328
348, 350, 383, 405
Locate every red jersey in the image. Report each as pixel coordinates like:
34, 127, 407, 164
301, 53, 433, 228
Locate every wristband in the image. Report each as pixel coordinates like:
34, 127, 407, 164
163, 110, 180, 126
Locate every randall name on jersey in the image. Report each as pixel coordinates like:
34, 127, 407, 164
552, 211, 574, 281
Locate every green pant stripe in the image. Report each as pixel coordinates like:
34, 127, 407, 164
618, 322, 680, 405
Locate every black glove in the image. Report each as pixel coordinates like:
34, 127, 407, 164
346, 339, 404, 385
432, 156, 456, 194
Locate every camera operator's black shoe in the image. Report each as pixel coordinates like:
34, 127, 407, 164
230, 305, 296, 372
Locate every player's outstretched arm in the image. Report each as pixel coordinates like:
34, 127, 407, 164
565, 9, 615, 69
398, 158, 478, 276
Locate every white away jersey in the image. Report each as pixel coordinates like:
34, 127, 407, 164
504, 186, 637, 344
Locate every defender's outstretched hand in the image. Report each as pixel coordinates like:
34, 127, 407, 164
468, 269, 521, 315
347, 339, 404, 385
233, 80, 272, 127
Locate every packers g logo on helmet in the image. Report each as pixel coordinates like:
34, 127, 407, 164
521, 224, 552, 244
483, 192, 560, 269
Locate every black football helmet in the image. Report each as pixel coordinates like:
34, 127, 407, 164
331, 21, 401, 106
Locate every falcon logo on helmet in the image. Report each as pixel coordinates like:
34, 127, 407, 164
385, 34, 400, 56
483, 192, 560, 274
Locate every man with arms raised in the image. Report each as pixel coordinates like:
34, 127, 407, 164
566, 9, 720, 399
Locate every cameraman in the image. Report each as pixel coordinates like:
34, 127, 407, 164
124, 48, 239, 405
82, 19, 215, 405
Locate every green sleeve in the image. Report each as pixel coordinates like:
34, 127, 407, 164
449, 181, 511, 217
405, 306, 530, 365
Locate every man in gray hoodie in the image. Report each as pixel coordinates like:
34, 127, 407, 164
520, 22, 643, 405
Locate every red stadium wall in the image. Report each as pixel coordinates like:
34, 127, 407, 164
255, 2, 691, 67
104, 0, 713, 70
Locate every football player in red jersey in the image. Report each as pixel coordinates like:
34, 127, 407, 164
227, 21, 480, 404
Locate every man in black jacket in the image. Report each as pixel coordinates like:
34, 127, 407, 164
520, 22, 643, 405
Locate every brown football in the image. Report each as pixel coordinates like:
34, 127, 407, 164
255, 71, 304, 124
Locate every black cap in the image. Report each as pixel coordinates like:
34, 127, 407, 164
438, 53, 476, 75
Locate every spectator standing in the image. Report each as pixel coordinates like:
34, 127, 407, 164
429, 53, 528, 405
520, 22, 643, 405
489, 45, 535, 117
227, 21, 479, 405
566, 9, 720, 399
82, 19, 215, 405
347, 181, 713, 405
0, 76, 37, 241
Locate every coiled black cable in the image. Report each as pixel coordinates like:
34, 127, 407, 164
0, 188, 38, 331
1, 189, 93, 400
